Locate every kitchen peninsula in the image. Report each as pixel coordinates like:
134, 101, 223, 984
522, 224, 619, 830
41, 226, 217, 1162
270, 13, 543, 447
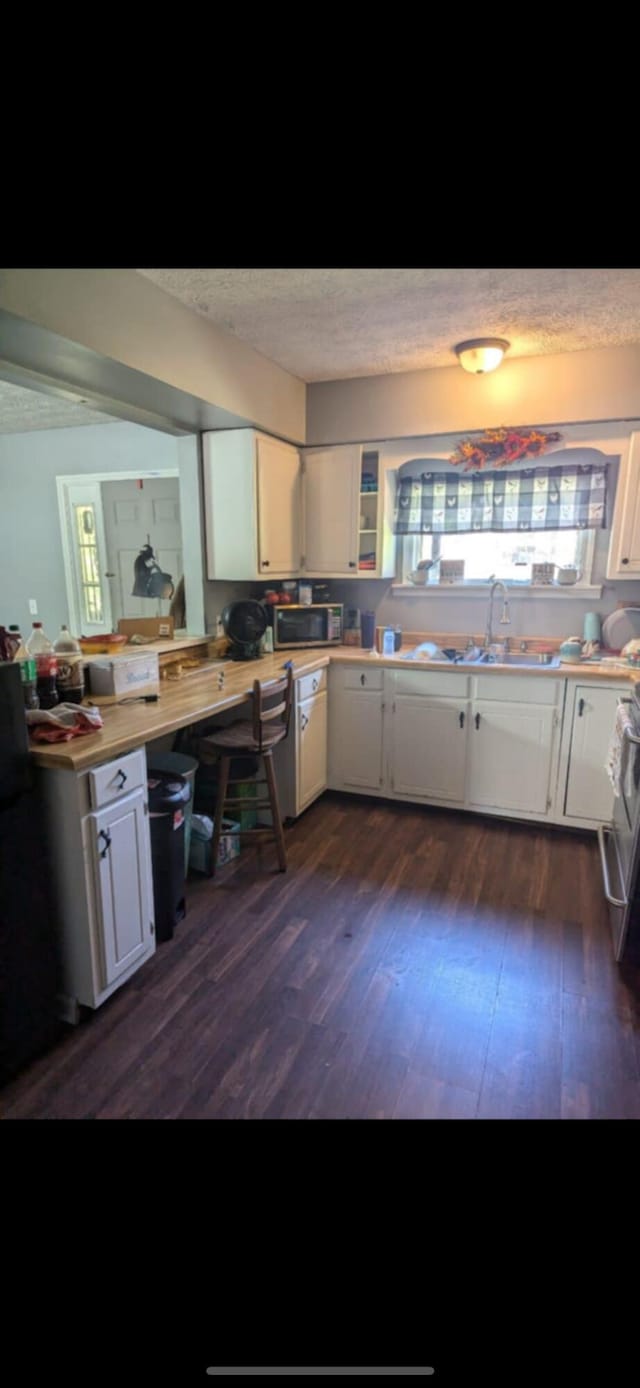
31, 638, 633, 1026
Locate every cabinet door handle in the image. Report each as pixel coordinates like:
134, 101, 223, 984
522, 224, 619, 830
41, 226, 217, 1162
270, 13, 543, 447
312, 677, 318, 692
300, 712, 308, 730
475, 712, 480, 730
622, 557, 630, 565
360, 673, 365, 685
116, 768, 127, 787
262, 560, 270, 566
99, 829, 112, 859
578, 697, 585, 717
459, 711, 465, 729
349, 561, 357, 568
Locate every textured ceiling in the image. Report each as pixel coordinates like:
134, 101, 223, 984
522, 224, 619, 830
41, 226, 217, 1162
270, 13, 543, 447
0, 380, 116, 433
137, 267, 640, 382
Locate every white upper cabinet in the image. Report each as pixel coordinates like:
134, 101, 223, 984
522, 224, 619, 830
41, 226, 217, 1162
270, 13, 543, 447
203, 429, 301, 580
302, 445, 396, 578
607, 431, 640, 578
302, 445, 361, 575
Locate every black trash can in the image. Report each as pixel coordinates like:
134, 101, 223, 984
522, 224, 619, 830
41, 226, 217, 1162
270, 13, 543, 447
147, 770, 191, 942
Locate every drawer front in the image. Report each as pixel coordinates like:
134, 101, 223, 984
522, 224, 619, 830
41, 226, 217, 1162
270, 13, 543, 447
473, 674, 561, 706
393, 669, 469, 699
89, 748, 146, 810
296, 667, 328, 701
342, 666, 384, 691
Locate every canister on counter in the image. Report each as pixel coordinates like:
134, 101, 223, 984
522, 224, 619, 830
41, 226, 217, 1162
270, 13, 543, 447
343, 607, 361, 647
360, 612, 376, 649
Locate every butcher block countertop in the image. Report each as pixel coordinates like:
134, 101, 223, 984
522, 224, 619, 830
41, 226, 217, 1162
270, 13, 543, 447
30, 650, 332, 771
30, 643, 636, 772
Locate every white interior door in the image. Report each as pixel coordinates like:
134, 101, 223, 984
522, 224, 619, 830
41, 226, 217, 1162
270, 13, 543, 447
101, 478, 182, 622
61, 482, 113, 635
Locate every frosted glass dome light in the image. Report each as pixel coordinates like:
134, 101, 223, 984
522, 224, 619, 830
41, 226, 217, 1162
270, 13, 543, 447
455, 338, 510, 374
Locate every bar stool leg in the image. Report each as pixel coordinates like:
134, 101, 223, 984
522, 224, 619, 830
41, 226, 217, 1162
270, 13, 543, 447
210, 754, 230, 877
263, 749, 287, 872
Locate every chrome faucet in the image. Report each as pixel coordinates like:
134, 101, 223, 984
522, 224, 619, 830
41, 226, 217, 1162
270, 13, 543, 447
484, 576, 511, 649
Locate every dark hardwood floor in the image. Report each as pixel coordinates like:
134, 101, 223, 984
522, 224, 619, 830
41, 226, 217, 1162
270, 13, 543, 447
4, 792, 640, 1119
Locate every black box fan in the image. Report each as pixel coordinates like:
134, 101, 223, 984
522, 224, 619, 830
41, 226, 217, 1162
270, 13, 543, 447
222, 600, 267, 660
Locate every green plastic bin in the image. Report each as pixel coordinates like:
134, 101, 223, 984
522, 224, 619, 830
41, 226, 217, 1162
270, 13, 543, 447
146, 752, 198, 876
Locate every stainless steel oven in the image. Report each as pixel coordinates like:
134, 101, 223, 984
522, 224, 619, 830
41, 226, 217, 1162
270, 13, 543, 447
597, 688, 640, 961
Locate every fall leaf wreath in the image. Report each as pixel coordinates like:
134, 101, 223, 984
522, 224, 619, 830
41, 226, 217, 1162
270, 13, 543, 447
449, 428, 562, 471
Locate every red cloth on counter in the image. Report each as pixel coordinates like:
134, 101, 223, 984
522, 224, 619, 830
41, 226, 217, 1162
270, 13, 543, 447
26, 704, 103, 743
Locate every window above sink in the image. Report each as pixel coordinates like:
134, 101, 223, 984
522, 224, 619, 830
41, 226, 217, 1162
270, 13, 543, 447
400, 527, 596, 589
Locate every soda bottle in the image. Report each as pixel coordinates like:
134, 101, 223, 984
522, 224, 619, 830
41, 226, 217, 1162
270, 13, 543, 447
13, 635, 39, 709
53, 625, 85, 705
26, 622, 59, 710
7, 625, 23, 660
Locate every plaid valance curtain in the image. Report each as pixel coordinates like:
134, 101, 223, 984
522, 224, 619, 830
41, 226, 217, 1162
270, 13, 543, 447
393, 463, 608, 535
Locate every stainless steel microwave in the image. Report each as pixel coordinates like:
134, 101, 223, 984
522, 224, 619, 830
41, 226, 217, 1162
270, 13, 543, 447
272, 603, 343, 649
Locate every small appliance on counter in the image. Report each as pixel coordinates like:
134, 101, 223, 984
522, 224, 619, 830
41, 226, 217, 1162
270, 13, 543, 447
222, 600, 268, 660
272, 603, 343, 650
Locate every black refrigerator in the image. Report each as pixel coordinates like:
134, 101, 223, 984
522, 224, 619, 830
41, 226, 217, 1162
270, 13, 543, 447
0, 661, 59, 1085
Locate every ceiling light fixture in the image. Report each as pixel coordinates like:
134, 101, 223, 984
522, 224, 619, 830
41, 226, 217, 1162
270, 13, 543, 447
454, 338, 510, 374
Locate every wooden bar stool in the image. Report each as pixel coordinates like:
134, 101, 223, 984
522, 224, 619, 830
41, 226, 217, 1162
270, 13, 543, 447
199, 667, 293, 876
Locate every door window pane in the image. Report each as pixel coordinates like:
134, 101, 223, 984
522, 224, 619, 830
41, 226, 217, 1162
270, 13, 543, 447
74, 504, 104, 625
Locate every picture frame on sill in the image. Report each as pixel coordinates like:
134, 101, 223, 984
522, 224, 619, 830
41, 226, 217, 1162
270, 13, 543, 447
439, 560, 465, 585
531, 562, 555, 586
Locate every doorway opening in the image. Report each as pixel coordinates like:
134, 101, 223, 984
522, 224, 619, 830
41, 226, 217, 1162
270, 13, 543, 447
57, 470, 181, 636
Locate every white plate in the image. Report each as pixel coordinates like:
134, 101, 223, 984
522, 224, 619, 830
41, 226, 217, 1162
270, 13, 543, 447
602, 608, 640, 651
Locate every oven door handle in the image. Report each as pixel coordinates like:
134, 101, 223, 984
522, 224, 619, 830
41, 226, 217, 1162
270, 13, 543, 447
597, 825, 628, 908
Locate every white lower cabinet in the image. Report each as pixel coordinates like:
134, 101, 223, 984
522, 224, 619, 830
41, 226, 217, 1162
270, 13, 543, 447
328, 665, 569, 824
274, 668, 328, 818
467, 701, 557, 815
562, 683, 627, 823
328, 667, 385, 791
40, 748, 155, 1022
391, 697, 468, 803
298, 690, 328, 811
89, 790, 154, 987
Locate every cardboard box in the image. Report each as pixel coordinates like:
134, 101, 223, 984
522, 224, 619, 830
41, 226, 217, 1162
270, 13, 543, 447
189, 818, 240, 873
87, 651, 160, 699
117, 617, 174, 639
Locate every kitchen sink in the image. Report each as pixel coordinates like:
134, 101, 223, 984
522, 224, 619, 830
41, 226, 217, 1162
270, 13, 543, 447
400, 648, 560, 668
477, 652, 560, 668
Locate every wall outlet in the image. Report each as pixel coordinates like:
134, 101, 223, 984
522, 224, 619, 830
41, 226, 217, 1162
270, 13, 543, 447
28, 598, 38, 615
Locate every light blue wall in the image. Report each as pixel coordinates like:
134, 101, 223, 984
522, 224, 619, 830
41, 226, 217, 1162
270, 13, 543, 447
0, 421, 183, 638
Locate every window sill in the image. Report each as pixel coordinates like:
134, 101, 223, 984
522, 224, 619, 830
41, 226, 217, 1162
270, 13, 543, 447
392, 583, 604, 599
